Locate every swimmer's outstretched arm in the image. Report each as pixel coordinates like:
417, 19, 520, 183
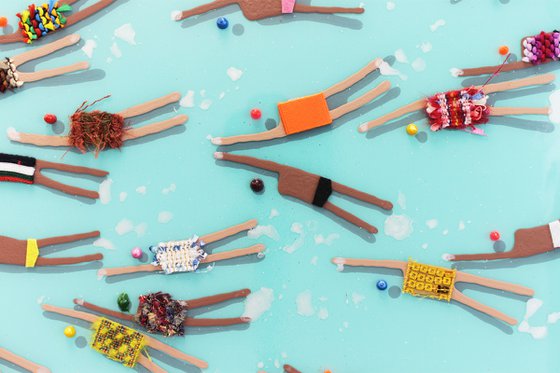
215, 152, 284, 173
0, 347, 51, 373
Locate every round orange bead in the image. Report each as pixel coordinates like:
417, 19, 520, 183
498, 45, 509, 55
0, 17, 8, 28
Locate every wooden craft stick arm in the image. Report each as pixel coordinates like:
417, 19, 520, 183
329, 80, 391, 120
294, 4, 365, 14
215, 152, 283, 173
177, 0, 238, 21
449, 251, 523, 262
123, 115, 188, 141
118, 92, 181, 119
34, 173, 100, 200
38, 230, 100, 247
185, 316, 250, 327
35, 160, 108, 177
452, 290, 517, 325
482, 73, 555, 94
98, 264, 159, 277
323, 202, 378, 234
35, 253, 103, 266
186, 288, 251, 308
42, 303, 98, 323
459, 60, 531, 77
137, 355, 166, 373
12, 34, 82, 66
456, 272, 534, 296
211, 125, 287, 146
0, 347, 50, 373
74, 299, 135, 321
332, 257, 408, 272
489, 107, 550, 116
9, 132, 69, 147
65, 0, 116, 27
145, 337, 208, 369
204, 244, 265, 262
323, 58, 383, 97
18, 62, 89, 83
331, 181, 393, 210
200, 219, 258, 244
359, 99, 425, 133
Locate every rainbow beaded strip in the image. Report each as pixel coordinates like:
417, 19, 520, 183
91, 318, 146, 368
522, 31, 560, 65
17, 1, 72, 44
150, 236, 208, 274
0, 58, 22, 93
402, 259, 456, 302
426, 87, 489, 132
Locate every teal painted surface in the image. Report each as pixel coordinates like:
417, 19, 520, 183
0, 0, 559, 372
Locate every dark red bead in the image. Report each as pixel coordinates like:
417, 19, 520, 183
490, 231, 501, 241
43, 113, 57, 124
250, 178, 264, 193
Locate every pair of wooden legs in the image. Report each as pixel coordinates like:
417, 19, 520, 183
42, 304, 208, 371
98, 219, 265, 277
212, 58, 390, 145
35, 231, 102, 266
11, 92, 188, 148
0, 347, 50, 373
75, 288, 251, 329
333, 258, 534, 325
359, 73, 554, 132
0, 0, 115, 44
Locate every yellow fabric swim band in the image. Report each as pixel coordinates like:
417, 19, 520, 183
91, 318, 146, 368
26, 239, 39, 268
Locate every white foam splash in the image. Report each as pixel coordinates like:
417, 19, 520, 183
420, 42, 432, 53
518, 298, 548, 339
94, 238, 114, 250
386, 1, 395, 10
37, 295, 46, 304
314, 233, 340, 246
158, 211, 173, 224
119, 192, 127, 202
426, 219, 438, 229
115, 219, 134, 235
242, 288, 274, 321
296, 290, 315, 317
411, 57, 426, 72
547, 312, 560, 324
430, 19, 446, 31
318, 307, 329, 320
310, 256, 318, 265
180, 90, 195, 108
110, 42, 122, 58
548, 90, 560, 124
352, 292, 366, 305
384, 215, 413, 240
171, 10, 182, 21
248, 225, 280, 241
421, 243, 429, 249
458, 220, 466, 231
395, 49, 408, 63
199, 99, 212, 110
283, 222, 305, 253
114, 23, 136, 45
450, 67, 464, 77
162, 183, 177, 195
6, 127, 20, 141
526, 298, 544, 319
442, 229, 449, 236
135, 223, 147, 236
269, 209, 280, 219
81, 39, 97, 58
227, 67, 243, 81
98, 179, 112, 205
379, 61, 407, 80
136, 186, 147, 195
442, 253, 454, 261
397, 191, 407, 209
333, 257, 345, 272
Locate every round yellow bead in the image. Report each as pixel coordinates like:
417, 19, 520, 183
406, 123, 418, 136
64, 326, 76, 338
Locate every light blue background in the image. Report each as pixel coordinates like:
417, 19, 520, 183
0, 0, 559, 372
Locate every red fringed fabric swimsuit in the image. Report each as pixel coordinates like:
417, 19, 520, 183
426, 87, 490, 132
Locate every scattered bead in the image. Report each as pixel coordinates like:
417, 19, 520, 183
64, 326, 76, 338
250, 108, 262, 120
498, 45, 509, 55
406, 123, 418, 136
131, 247, 143, 259
117, 293, 131, 312
490, 231, 501, 241
216, 17, 229, 30
0, 17, 8, 28
324, 370, 332, 373
250, 178, 264, 193
376, 279, 388, 290
44, 113, 57, 125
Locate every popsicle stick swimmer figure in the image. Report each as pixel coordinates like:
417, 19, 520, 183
215, 152, 393, 234
446, 219, 560, 262
332, 257, 534, 325
42, 304, 208, 371
173, 0, 364, 22
0, 347, 50, 373
0, 0, 114, 45
0, 34, 88, 94
75, 288, 252, 337
8, 93, 188, 157
0, 153, 108, 199
358, 73, 554, 135
99, 219, 265, 278
0, 230, 102, 268
460, 31, 560, 76
212, 58, 390, 146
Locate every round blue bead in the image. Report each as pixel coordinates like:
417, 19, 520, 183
376, 280, 388, 290
216, 17, 229, 30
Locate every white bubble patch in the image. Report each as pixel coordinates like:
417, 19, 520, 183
242, 288, 274, 321
384, 215, 413, 240
248, 225, 280, 241
114, 23, 137, 45
548, 90, 560, 124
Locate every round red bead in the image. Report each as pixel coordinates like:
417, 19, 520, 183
250, 108, 262, 120
43, 114, 57, 124
490, 231, 500, 241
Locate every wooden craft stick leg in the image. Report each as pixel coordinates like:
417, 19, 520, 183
185, 317, 250, 327
137, 355, 166, 373
331, 181, 393, 210
211, 125, 287, 146
65, 0, 116, 27
323, 58, 383, 97
176, 0, 237, 21
200, 220, 258, 244
118, 92, 181, 119
489, 107, 550, 116
18, 62, 89, 83
323, 202, 378, 234
73, 299, 135, 322
145, 337, 208, 369
38, 231, 100, 247
8, 132, 69, 147
358, 99, 425, 133
482, 73, 555, 94
36, 160, 109, 178
0, 33, 24, 45
329, 80, 391, 120
294, 4, 365, 14
97, 264, 159, 278
449, 251, 524, 262
452, 291, 517, 325
456, 272, 534, 297
34, 173, 100, 199
0, 347, 50, 373
35, 254, 103, 266
122, 115, 188, 141
12, 34, 82, 66
459, 60, 532, 77
186, 288, 251, 308
203, 244, 265, 263
215, 152, 284, 173
332, 257, 408, 272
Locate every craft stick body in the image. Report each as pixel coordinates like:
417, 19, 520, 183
212, 58, 390, 145
333, 257, 534, 325
0, 153, 108, 199
448, 220, 560, 261
359, 73, 554, 133
460, 31, 560, 76
216, 152, 392, 234
0, 34, 88, 94
9, 93, 187, 156
0, 0, 114, 45
0, 347, 50, 373
99, 219, 265, 277
75, 288, 252, 336
42, 304, 208, 369
175, 0, 364, 22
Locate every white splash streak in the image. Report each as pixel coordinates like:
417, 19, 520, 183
242, 288, 274, 321
426, 219, 438, 229
110, 42, 122, 58
114, 23, 136, 45
384, 215, 413, 240
158, 211, 173, 223
248, 225, 280, 241
227, 67, 243, 81
269, 209, 280, 219
547, 312, 560, 324
518, 298, 548, 339
420, 42, 432, 53
199, 99, 213, 110
180, 90, 195, 108
397, 191, 406, 209
411, 57, 426, 72
351, 292, 366, 305
386, 1, 395, 10
6, 127, 20, 141
458, 220, 466, 231
283, 222, 305, 253
318, 307, 329, 320
94, 238, 115, 250
548, 90, 560, 124
162, 183, 177, 194
379, 61, 407, 80
136, 186, 147, 195
395, 49, 408, 63
296, 290, 315, 317
115, 219, 134, 235
81, 39, 97, 58
171, 10, 182, 21
430, 19, 446, 32
98, 179, 112, 205
314, 233, 340, 246
450, 67, 464, 77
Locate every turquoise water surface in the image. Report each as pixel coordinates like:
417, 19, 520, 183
1, 0, 560, 372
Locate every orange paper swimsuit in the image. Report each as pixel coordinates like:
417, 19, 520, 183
278, 93, 333, 135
